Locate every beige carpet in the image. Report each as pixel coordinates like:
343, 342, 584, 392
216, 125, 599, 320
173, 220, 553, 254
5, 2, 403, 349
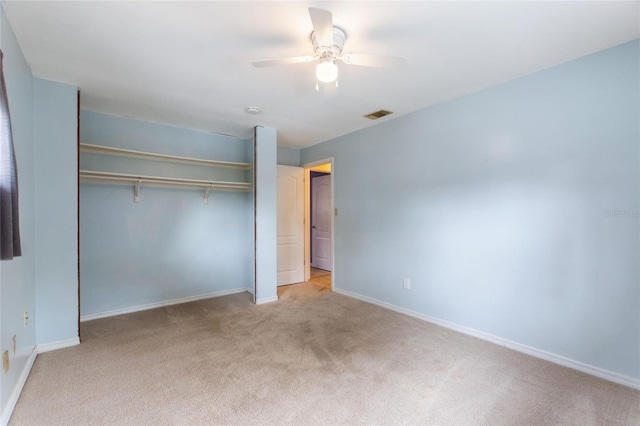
11, 282, 640, 425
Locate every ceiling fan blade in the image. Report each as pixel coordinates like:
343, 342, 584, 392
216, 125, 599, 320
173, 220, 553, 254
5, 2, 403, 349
340, 53, 407, 68
251, 56, 315, 68
309, 7, 334, 47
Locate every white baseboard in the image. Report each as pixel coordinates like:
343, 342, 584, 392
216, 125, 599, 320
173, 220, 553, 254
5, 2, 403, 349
80, 288, 247, 322
255, 295, 278, 305
37, 337, 80, 354
0, 347, 37, 426
334, 288, 640, 390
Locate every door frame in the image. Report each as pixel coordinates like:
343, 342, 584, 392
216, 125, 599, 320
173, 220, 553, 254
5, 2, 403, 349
303, 158, 334, 287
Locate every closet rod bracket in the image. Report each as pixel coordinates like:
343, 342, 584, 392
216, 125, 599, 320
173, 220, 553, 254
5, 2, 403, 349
203, 184, 213, 204
134, 179, 142, 203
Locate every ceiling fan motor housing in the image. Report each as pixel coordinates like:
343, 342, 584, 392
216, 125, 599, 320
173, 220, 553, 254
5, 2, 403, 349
311, 27, 346, 60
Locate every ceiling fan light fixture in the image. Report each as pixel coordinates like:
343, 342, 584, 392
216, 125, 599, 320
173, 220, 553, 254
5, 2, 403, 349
316, 60, 338, 83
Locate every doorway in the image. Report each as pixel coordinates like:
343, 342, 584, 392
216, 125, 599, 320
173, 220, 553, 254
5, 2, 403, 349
304, 159, 333, 291
310, 172, 331, 270
276, 158, 334, 299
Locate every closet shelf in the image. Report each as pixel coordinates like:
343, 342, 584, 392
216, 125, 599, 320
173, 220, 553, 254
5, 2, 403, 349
80, 170, 252, 203
80, 143, 252, 170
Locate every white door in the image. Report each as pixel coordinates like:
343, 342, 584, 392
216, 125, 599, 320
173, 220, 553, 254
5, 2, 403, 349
311, 174, 332, 271
277, 165, 304, 286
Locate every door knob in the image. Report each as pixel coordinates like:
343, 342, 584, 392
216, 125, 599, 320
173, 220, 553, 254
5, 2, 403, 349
312, 226, 316, 229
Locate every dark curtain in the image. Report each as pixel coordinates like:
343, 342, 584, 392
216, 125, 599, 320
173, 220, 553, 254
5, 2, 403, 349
0, 49, 21, 260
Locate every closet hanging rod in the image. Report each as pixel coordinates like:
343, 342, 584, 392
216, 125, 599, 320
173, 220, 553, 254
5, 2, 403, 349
80, 143, 253, 170
79, 170, 252, 191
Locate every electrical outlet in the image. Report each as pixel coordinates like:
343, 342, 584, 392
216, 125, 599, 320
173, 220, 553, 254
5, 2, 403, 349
23, 311, 29, 327
3, 350, 9, 373
403, 278, 411, 290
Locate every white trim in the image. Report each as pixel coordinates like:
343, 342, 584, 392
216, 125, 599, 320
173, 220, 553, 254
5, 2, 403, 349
334, 288, 640, 390
302, 157, 334, 169
37, 337, 80, 354
255, 296, 278, 305
81, 288, 247, 322
0, 347, 37, 426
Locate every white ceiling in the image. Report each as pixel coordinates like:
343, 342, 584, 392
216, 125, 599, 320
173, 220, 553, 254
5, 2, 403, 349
4, 1, 639, 148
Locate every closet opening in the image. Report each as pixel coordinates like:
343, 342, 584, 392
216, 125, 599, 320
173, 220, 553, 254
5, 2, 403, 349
78, 111, 254, 333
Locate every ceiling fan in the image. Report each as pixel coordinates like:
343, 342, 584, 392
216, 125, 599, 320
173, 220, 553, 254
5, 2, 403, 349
251, 7, 406, 89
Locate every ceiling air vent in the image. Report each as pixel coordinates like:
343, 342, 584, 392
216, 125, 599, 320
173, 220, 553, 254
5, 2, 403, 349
364, 109, 393, 120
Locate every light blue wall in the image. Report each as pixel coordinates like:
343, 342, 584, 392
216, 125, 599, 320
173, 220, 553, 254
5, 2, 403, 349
0, 6, 79, 418
277, 146, 300, 166
34, 78, 78, 344
301, 40, 640, 380
80, 111, 253, 316
254, 127, 277, 303
0, 4, 36, 418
